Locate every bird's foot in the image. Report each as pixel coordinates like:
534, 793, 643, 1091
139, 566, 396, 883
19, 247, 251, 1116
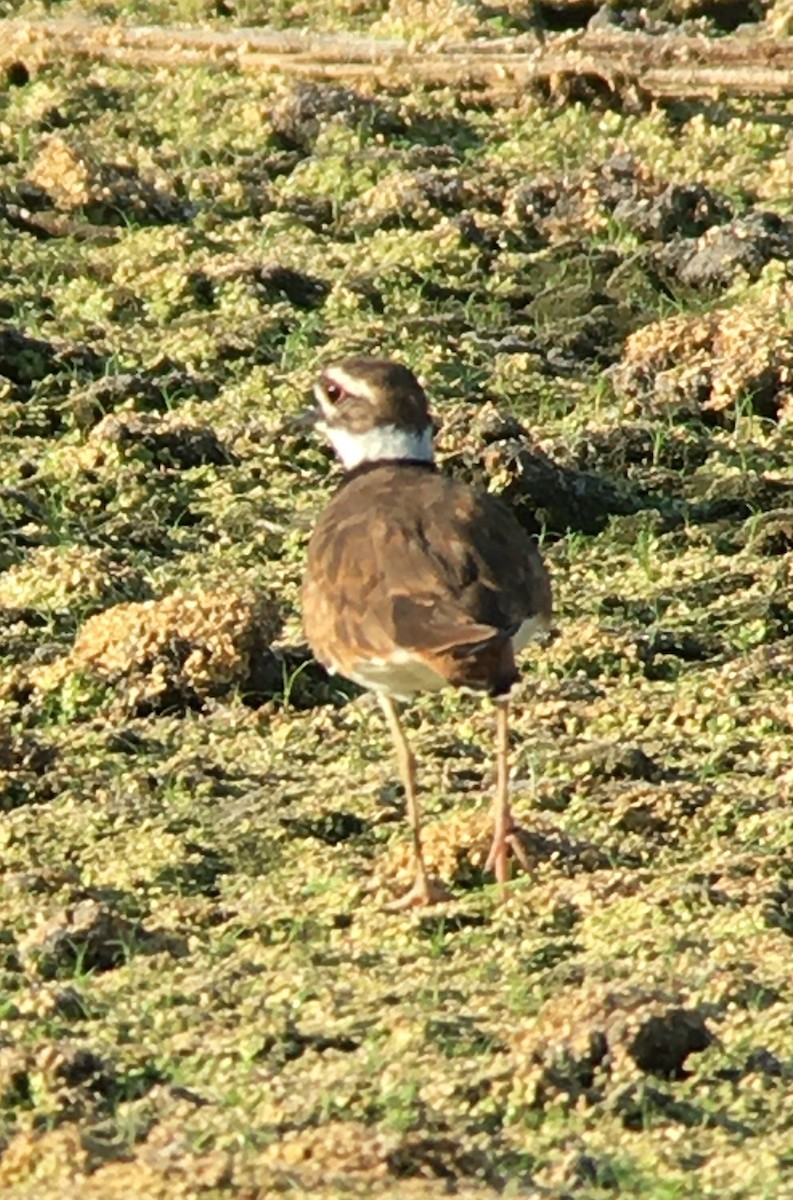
385, 870, 452, 911
484, 816, 534, 888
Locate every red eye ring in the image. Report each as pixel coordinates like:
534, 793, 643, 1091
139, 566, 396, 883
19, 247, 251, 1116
328, 376, 352, 405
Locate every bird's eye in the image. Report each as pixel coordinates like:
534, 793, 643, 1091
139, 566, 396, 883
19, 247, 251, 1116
325, 381, 344, 403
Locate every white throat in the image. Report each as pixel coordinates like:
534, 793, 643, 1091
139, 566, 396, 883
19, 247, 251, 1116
320, 422, 434, 470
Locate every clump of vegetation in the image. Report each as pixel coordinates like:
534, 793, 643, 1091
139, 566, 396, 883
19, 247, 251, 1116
613, 268, 793, 422
31, 588, 282, 713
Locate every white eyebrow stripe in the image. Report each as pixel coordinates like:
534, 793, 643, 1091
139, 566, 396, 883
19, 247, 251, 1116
325, 365, 377, 402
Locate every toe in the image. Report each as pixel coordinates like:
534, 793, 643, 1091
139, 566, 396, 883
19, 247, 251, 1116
385, 874, 452, 910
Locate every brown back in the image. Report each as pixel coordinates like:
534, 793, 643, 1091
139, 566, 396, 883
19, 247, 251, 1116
303, 463, 551, 694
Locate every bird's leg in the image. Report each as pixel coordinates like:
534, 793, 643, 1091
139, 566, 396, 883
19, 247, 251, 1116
378, 694, 450, 908
485, 697, 533, 897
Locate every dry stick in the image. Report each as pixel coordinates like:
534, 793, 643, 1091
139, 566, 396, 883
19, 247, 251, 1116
4, 18, 793, 98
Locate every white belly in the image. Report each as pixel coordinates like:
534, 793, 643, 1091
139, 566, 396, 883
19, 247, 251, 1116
334, 612, 551, 701
513, 612, 552, 652
347, 651, 448, 700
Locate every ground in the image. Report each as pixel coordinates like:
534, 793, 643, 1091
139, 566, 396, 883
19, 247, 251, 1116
1, 0, 793, 1197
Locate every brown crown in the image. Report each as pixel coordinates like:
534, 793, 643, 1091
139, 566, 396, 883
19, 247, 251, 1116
316, 358, 432, 434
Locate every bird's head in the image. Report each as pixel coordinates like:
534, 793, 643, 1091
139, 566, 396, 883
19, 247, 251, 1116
313, 358, 435, 470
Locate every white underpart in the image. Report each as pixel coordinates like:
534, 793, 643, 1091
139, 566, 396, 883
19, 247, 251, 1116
513, 612, 552, 650
347, 652, 448, 701
335, 614, 553, 701
319, 421, 434, 470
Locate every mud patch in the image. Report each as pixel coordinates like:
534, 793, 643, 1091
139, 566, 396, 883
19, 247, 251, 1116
19, 898, 186, 978
611, 275, 793, 423
31, 589, 282, 715
27, 136, 190, 226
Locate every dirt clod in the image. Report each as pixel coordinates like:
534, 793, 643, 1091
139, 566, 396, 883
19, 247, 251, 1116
39, 588, 283, 714
251, 262, 330, 309
0, 725, 58, 811
512, 985, 713, 1107
628, 1007, 713, 1077
611, 277, 793, 422
270, 81, 402, 152
27, 136, 189, 225
482, 438, 649, 535
89, 412, 234, 469
20, 900, 148, 977
665, 210, 793, 291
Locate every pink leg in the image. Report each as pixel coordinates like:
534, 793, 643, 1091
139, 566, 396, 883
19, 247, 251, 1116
378, 694, 450, 908
484, 697, 533, 898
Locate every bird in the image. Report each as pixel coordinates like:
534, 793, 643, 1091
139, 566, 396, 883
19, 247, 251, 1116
302, 357, 552, 907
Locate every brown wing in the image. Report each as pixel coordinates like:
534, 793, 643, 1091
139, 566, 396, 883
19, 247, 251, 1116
303, 464, 551, 692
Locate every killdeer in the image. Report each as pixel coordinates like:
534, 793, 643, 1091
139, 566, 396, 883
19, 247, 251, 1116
302, 358, 552, 907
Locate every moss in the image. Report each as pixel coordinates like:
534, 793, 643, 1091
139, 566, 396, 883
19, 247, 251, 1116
0, 2, 792, 1197
28, 588, 283, 714
0, 546, 144, 615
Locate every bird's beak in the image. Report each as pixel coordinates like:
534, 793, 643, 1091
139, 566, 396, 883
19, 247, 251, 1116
308, 380, 335, 434
297, 406, 320, 429
279, 408, 318, 434
295, 381, 331, 430
271, 403, 320, 439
